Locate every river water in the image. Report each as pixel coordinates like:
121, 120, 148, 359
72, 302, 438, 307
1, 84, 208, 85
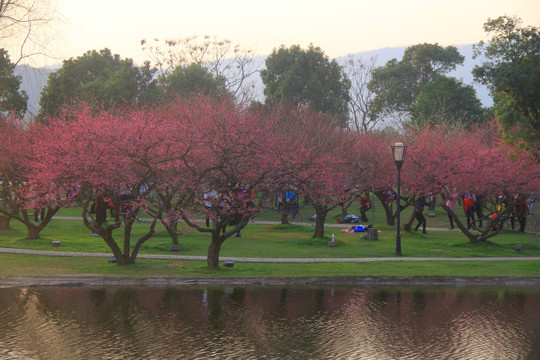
0, 285, 539, 359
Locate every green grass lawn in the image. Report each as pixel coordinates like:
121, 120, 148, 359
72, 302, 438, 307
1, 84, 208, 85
0, 218, 536, 258
1, 253, 539, 278
1, 202, 539, 279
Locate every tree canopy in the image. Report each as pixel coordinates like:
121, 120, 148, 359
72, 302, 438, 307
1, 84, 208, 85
159, 63, 229, 100
0, 49, 28, 117
409, 75, 484, 128
260, 44, 351, 126
38, 49, 159, 119
368, 43, 484, 127
473, 15, 540, 155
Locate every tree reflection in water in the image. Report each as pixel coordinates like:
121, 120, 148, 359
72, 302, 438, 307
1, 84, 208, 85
0, 286, 539, 359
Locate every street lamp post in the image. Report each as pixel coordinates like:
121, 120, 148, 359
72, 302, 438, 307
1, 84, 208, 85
391, 142, 407, 255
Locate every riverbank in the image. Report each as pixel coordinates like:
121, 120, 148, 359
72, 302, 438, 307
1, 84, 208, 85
3, 274, 540, 288
1, 247, 540, 288
2, 217, 539, 287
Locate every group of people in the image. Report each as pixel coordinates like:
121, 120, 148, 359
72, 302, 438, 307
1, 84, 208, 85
443, 190, 483, 230
273, 189, 299, 220
444, 190, 533, 232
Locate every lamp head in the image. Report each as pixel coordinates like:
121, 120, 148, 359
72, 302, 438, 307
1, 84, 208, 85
391, 142, 407, 162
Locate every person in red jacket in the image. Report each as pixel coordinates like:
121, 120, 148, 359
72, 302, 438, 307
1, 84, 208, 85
462, 192, 476, 230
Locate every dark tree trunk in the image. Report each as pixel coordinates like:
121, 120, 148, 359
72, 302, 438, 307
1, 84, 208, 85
338, 198, 354, 218
313, 207, 329, 238
204, 214, 250, 269
27, 224, 41, 240
0, 215, 10, 230
166, 219, 180, 246
20, 207, 60, 239
207, 235, 223, 269
81, 197, 158, 265
441, 204, 505, 243
281, 201, 290, 224
403, 208, 417, 232
375, 191, 395, 226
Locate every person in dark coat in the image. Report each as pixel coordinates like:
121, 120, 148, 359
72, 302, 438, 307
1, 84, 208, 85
414, 195, 431, 234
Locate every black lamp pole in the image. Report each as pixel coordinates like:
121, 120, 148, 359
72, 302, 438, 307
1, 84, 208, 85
391, 142, 406, 256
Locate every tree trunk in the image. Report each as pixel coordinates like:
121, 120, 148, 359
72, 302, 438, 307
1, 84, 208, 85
207, 234, 223, 269
18, 207, 60, 240
280, 201, 290, 224
0, 215, 10, 230
164, 218, 179, 246
27, 224, 41, 240
102, 231, 132, 264
375, 191, 395, 226
313, 208, 329, 238
403, 208, 417, 232
441, 204, 486, 243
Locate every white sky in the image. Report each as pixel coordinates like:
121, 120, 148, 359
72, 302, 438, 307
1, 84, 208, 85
31, 0, 540, 66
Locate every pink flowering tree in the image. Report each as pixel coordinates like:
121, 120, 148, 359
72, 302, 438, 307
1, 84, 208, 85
403, 123, 540, 242
353, 130, 406, 226
0, 116, 62, 238
146, 97, 297, 268
289, 112, 352, 238
33, 97, 307, 268
261, 104, 396, 239
31, 104, 169, 263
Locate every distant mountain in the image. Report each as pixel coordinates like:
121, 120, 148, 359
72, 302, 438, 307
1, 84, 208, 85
14, 44, 492, 119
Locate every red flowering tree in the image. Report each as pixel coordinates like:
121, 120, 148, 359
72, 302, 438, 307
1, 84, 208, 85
353, 130, 405, 226
33, 96, 307, 268
31, 104, 168, 263
0, 116, 61, 238
259, 105, 378, 238
403, 123, 540, 242
147, 97, 298, 268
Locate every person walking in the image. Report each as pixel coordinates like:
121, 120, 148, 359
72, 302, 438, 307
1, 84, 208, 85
445, 190, 459, 230
414, 195, 431, 234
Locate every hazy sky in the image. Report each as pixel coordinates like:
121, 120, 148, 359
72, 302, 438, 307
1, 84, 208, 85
43, 0, 540, 65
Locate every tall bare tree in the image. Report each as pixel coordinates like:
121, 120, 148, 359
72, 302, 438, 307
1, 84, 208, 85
141, 35, 260, 106
0, 0, 58, 70
342, 55, 380, 132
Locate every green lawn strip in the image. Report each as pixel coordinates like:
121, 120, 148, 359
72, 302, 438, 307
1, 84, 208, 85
1, 253, 539, 278
0, 219, 535, 259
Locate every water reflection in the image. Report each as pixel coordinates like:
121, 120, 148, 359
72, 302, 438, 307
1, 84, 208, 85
0, 286, 539, 359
